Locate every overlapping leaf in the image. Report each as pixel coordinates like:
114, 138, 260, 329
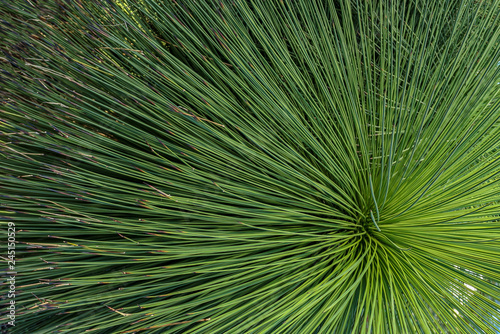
0, 0, 499, 333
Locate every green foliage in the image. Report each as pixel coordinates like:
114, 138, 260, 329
1, 0, 499, 332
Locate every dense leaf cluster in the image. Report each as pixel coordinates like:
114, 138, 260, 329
0, 0, 499, 333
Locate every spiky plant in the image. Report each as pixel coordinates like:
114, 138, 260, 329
1, 0, 499, 333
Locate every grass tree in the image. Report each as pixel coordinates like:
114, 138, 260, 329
1, 0, 499, 333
